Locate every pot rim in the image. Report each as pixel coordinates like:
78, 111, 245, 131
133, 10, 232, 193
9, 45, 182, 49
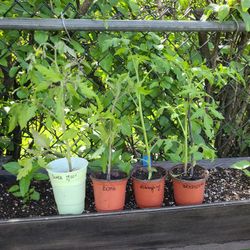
169, 164, 208, 183
132, 166, 167, 183
47, 157, 88, 175
90, 171, 128, 183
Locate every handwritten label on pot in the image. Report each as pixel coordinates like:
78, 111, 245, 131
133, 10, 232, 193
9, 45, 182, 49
65, 173, 77, 182
102, 186, 116, 191
139, 184, 160, 193
51, 175, 63, 180
50, 172, 79, 183
182, 183, 204, 189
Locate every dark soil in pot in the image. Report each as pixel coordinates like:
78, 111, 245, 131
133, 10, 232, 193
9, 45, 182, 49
132, 166, 166, 180
0, 167, 249, 219
91, 170, 127, 180
170, 164, 208, 180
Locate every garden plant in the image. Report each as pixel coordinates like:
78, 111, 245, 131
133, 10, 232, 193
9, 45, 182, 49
0, 0, 249, 219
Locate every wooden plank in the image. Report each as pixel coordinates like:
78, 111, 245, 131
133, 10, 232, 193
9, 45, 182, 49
0, 19, 246, 32
0, 157, 249, 249
0, 201, 250, 249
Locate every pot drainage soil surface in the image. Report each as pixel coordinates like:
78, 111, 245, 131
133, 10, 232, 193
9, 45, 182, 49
0, 167, 249, 219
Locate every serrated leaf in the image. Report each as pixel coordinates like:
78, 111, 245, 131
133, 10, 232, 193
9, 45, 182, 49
78, 83, 97, 98
209, 108, 224, 119
18, 104, 37, 129
35, 64, 62, 83
31, 130, 50, 149
120, 118, 132, 136
34, 31, 48, 44
61, 128, 78, 140
17, 158, 33, 180
37, 158, 47, 168
3, 161, 21, 175
164, 139, 173, 152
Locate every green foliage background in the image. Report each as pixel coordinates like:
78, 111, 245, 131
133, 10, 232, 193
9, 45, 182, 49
0, 0, 249, 166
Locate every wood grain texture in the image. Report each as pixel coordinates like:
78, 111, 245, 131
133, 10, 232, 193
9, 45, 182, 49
0, 201, 250, 249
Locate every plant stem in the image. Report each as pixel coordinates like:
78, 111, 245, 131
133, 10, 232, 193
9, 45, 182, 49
187, 95, 195, 176
131, 56, 152, 179
106, 83, 120, 180
184, 102, 188, 176
107, 122, 112, 181
61, 80, 72, 172
138, 93, 152, 180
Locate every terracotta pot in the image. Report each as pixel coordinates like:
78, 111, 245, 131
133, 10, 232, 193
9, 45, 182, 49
170, 165, 207, 206
132, 167, 166, 208
91, 174, 128, 212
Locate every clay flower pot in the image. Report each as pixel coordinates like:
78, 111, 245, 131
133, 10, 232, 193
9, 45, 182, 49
91, 171, 128, 212
170, 164, 208, 206
132, 166, 166, 208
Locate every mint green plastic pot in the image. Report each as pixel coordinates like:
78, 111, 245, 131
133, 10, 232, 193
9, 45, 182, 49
47, 157, 88, 215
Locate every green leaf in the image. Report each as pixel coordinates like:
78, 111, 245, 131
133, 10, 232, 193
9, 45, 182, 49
31, 130, 50, 149
151, 55, 170, 74
30, 190, 40, 201
137, 86, 152, 95
209, 107, 224, 119
55, 88, 64, 123
0, 57, 8, 67
34, 31, 48, 44
12, 191, 22, 198
33, 172, 49, 181
9, 66, 19, 78
231, 160, 250, 170
179, 0, 189, 9
120, 117, 132, 136
8, 113, 18, 133
118, 162, 131, 176
218, 5, 230, 21
70, 40, 84, 53
19, 177, 31, 197
243, 169, 250, 177
239, 9, 250, 31
164, 139, 173, 152
35, 64, 62, 83
78, 83, 97, 98
61, 128, 78, 140
66, 83, 80, 99
241, 0, 250, 12
3, 162, 21, 175
18, 104, 37, 129
8, 185, 19, 193
99, 54, 113, 72
17, 158, 33, 180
